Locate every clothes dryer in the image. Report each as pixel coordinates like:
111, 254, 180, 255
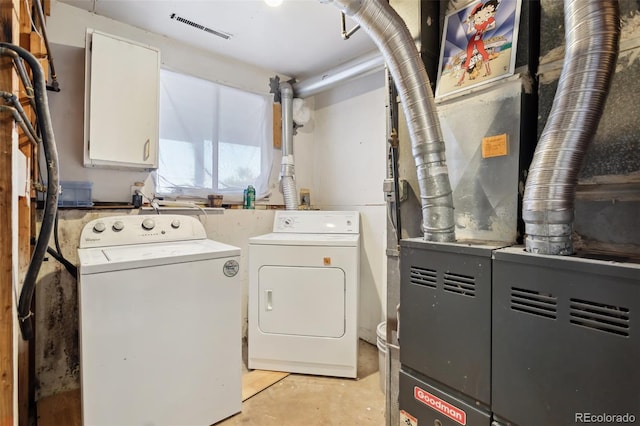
248, 211, 360, 378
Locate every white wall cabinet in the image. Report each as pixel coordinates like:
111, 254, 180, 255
84, 30, 160, 170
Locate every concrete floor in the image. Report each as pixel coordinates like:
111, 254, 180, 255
37, 339, 386, 426
218, 339, 386, 425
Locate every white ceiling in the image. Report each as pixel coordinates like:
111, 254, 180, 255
58, 0, 379, 81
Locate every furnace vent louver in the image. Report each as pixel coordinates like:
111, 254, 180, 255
443, 272, 476, 297
570, 298, 630, 337
170, 13, 232, 40
510, 287, 557, 319
410, 266, 437, 289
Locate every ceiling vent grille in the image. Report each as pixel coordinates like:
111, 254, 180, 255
170, 13, 232, 40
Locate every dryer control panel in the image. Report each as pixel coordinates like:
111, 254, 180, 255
273, 211, 359, 234
79, 214, 207, 248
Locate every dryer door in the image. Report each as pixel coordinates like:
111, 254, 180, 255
258, 266, 345, 338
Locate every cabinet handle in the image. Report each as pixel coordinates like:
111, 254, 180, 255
266, 290, 273, 311
143, 139, 150, 161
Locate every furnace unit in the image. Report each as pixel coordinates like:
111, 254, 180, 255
398, 74, 535, 425
399, 240, 507, 425
492, 247, 640, 425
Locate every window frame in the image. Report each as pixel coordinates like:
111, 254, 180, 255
154, 68, 273, 201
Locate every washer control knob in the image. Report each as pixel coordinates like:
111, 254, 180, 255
141, 218, 156, 231
284, 218, 292, 226
171, 219, 181, 229
93, 222, 106, 233
112, 221, 125, 232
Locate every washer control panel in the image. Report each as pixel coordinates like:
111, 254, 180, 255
274, 211, 359, 234
79, 215, 206, 248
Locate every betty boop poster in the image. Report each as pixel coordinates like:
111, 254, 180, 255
435, 0, 522, 99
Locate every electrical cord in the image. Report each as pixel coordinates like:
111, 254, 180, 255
46, 247, 78, 278
49, 211, 78, 279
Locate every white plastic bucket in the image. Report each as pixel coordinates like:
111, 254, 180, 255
377, 321, 387, 394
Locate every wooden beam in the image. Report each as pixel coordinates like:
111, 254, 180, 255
18, 0, 28, 36
273, 103, 282, 149
1, 0, 16, 423
17, 146, 31, 426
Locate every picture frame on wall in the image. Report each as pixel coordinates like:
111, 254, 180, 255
435, 0, 522, 99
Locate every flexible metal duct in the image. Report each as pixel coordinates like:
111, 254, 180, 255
280, 81, 298, 210
329, 0, 455, 241
523, 0, 620, 255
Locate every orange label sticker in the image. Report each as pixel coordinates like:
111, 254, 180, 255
323, 257, 331, 266
400, 410, 418, 426
482, 134, 509, 158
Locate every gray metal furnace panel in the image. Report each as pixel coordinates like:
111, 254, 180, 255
436, 78, 534, 243
400, 238, 507, 406
492, 247, 640, 426
400, 369, 491, 426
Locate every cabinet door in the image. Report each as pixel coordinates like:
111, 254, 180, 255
84, 30, 160, 170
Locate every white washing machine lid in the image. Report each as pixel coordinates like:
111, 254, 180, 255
79, 239, 240, 274
249, 232, 360, 247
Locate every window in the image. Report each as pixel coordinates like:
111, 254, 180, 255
155, 69, 273, 199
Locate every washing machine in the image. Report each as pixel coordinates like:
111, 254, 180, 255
77, 214, 241, 426
248, 210, 360, 378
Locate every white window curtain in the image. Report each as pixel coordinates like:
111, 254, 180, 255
155, 69, 273, 200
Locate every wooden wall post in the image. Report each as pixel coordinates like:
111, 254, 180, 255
1, 0, 17, 423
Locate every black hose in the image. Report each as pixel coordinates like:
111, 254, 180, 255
0, 43, 59, 340
51, 211, 77, 278
46, 247, 78, 279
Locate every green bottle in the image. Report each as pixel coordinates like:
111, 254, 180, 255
246, 185, 256, 209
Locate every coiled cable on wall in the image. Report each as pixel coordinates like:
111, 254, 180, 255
0, 43, 59, 340
522, 0, 620, 255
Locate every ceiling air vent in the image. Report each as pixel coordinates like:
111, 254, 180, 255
510, 287, 557, 319
410, 266, 437, 289
570, 298, 630, 337
443, 272, 476, 297
170, 13, 232, 40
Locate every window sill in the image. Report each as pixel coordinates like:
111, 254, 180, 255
140, 206, 226, 215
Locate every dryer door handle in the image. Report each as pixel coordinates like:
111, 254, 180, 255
266, 290, 273, 311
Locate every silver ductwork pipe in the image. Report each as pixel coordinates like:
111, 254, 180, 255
523, 0, 620, 255
294, 50, 384, 98
329, 0, 455, 242
280, 81, 298, 210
